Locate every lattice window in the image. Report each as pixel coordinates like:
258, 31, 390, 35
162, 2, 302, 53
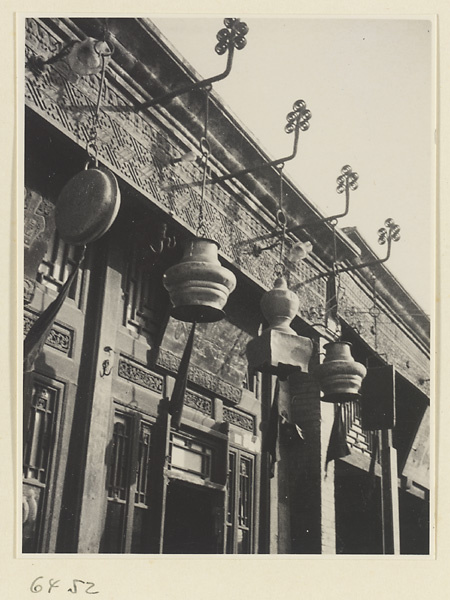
107, 415, 131, 502
135, 423, 151, 508
23, 379, 60, 553
102, 410, 153, 553
226, 453, 236, 553
122, 239, 167, 338
343, 401, 375, 455
37, 229, 85, 305
226, 449, 254, 554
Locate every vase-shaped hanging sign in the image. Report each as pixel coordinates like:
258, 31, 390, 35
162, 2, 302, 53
163, 237, 237, 323
246, 276, 313, 379
312, 341, 367, 403
55, 163, 121, 246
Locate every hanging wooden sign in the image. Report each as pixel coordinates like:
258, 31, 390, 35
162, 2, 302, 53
360, 365, 396, 431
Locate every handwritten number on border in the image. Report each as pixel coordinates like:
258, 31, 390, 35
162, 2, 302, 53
30, 577, 99, 594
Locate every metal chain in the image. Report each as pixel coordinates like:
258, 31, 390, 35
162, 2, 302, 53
197, 91, 211, 238
331, 219, 343, 335
274, 164, 287, 279
86, 52, 108, 165
369, 274, 381, 350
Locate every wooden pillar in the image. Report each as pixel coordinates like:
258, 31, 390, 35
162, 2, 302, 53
56, 237, 109, 552
276, 378, 292, 553
258, 372, 273, 554
76, 236, 123, 553
320, 401, 337, 554
148, 380, 173, 554
380, 429, 400, 554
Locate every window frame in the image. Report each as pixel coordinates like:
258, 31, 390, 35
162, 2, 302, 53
22, 373, 65, 553
102, 405, 155, 554
225, 447, 256, 554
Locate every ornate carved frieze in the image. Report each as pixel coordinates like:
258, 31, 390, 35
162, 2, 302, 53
117, 356, 164, 394
24, 18, 326, 328
157, 347, 242, 405
184, 390, 213, 416
338, 273, 429, 395
23, 310, 73, 355
223, 406, 255, 432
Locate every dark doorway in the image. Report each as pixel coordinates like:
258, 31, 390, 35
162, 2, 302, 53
163, 480, 221, 554
335, 461, 383, 554
399, 489, 429, 554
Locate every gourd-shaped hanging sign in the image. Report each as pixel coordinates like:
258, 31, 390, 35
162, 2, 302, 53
246, 167, 314, 378
163, 101, 236, 324
312, 341, 367, 403
163, 237, 236, 323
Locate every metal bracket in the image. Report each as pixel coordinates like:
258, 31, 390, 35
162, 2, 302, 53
149, 222, 176, 255
252, 165, 358, 255
292, 218, 401, 290
211, 99, 311, 185
135, 18, 249, 112
100, 346, 114, 377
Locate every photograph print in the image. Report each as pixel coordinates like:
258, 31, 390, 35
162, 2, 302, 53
22, 15, 433, 555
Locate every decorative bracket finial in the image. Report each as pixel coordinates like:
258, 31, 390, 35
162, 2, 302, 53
212, 99, 312, 185
252, 164, 357, 256
135, 18, 249, 112
292, 218, 402, 291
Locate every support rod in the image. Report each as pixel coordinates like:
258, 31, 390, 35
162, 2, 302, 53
212, 125, 300, 184
135, 45, 235, 111
252, 165, 357, 253
292, 228, 398, 292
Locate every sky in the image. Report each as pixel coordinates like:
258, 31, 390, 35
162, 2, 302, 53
151, 17, 434, 314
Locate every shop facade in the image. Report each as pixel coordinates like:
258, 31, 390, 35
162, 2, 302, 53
22, 17, 431, 555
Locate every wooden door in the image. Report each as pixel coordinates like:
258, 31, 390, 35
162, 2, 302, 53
23, 225, 92, 553
74, 205, 172, 553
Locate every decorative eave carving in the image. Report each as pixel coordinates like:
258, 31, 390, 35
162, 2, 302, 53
223, 406, 255, 432
338, 273, 430, 395
23, 309, 74, 356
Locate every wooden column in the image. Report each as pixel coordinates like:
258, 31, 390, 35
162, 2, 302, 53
258, 372, 273, 554
148, 389, 172, 554
76, 236, 123, 553
276, 378, 294, 553
380, 429, 400, 554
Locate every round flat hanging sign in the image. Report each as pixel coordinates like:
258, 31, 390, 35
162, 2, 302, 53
56, 164, 121, 245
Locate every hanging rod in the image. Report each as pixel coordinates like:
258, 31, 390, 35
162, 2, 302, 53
291, 218, 401, 290
253, 165, 358, 255
134, 18, 249, 112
